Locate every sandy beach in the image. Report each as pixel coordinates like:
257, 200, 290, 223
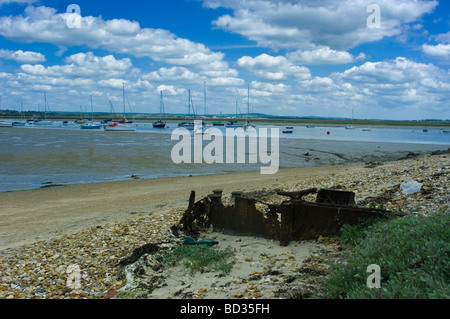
0, 151, 449, 299
1, 162, 366, 250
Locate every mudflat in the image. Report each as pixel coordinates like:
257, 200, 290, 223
1, 163, 364, 250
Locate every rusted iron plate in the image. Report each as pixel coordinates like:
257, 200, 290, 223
178, 188, 404, 246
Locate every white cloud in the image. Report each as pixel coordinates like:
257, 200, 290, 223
0, 5, 229, 73
331, 57, 450, 111
157, 85, 185, 96
422, 43, 450, 64
98, 78, 126, 89
143, 66, 201, 83
0, 49, 46, 64
0, 0, 36, 6
237, 53, 311, 81
288, 47, 366, 65
205, 0, 438, 51
19, 52, 132, 79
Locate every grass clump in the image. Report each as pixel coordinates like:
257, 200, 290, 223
319, 212, 450, 299
162, 244, 235, 275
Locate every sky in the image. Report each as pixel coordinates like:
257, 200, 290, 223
0, 0, 449, 120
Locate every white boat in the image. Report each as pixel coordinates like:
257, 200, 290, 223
34, 92, 54, 126
345, 109, 355, 130
0, 121, 13, 127
81, 96, 102, 130
178, 89, 195, 130
243, 85, 256, 131
104, 122, 136, 131
104, 84, 137, 132
13, 102, 27, 126
81, 122, 102, 130
33, 119, 54, 126
153, 91, 166, 129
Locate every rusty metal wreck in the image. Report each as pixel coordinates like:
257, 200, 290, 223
178, 188, 406, 246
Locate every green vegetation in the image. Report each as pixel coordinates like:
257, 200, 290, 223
318, 212, 450, 299
162, 244, 236, 275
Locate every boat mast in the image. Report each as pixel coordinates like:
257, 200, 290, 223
90, 95, 93, 121
188, 89, 191, 117
160, 90, 165, 121
44, 91, 47, 119
122, 83, 126, 119
203, 81, 207, 115
247, 84, 250, 123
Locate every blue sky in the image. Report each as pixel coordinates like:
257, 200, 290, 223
0, 0, 449, 120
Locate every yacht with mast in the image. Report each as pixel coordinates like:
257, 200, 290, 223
104, 83, 137, 131
153, 91, 166, 128
81, 95, 102, 129
243, 84, 255, 131
33, 92, 54, 126
226, 102, 243, 128
345, 109, 356, 130
178, 89, 195, 130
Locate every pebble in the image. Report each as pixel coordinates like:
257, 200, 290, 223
0, 154, 448, 299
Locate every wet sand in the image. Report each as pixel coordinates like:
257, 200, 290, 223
1, 162, 365, 250
1, 138, 449, 251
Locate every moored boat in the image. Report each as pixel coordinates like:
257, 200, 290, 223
0, 121, 13, 127
104, 122, 136, 131
104, 83, 136, 132
153, 91, 166, 128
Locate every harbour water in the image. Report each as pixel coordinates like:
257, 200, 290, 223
0, 120, 449, 192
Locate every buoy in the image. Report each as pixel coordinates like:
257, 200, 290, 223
327, 131, 330, 135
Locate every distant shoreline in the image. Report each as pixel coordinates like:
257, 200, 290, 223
1, 112, 450, 129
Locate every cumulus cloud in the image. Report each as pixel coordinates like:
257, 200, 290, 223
0, 5, 229, 73
0, 49, 46, 64
422, 43, 450, 63
205, 0, 438, 51
237, 53, 311, 81
157, 85, 185, 96
331, 57, 450, 111
288, 47, 366, 65
143, 66, 201, 83
20, 52, 132, 78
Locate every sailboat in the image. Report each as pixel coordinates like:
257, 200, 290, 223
0, 95, 11, 127
13, 102, 27, 126
104, 83, 137, 132
243, 85, 255, 131
226, 102, 243, 128
33, 92, 54, 126
81, 96, 102, 129
153, 91, 166, 128
345, 109, 356, 130
178, 89, 195, 130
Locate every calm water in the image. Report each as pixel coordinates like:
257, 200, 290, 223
0, 121, 448, 192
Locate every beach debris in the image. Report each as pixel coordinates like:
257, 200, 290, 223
179, 188, 405, 246
400, 180, 423, 194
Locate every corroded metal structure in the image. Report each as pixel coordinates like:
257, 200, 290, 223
179, 188, 405, 246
